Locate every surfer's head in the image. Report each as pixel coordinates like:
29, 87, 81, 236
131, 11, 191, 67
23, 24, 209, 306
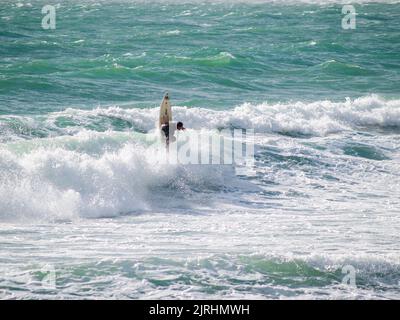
177, 122, 185, 130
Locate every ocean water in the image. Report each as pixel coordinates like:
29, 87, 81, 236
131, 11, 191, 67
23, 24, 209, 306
1, 0, 400, 299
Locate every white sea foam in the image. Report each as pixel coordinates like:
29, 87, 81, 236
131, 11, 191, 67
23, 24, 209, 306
0, 143, 150, 221
1, 95, 399, 142
0, 130, 237, 221
0, 94, 399, 221
54, 95, 400, 136
1, 98, 399, 299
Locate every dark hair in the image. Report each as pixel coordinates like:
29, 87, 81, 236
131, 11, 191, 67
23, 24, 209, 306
177, 121, 183, 128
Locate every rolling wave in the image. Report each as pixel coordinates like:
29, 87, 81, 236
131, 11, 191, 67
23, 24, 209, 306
0, 94, 399, 222
0, 95, 399, 142
0, 130, 237, 221
1, 252, 399, 299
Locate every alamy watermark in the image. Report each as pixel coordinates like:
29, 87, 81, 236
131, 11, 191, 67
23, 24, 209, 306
148, 125, 256, 177
40, 4, 357, 31
41, 5, 56, 30
342, 265, 357, 287
342, 5, 356, 30
0, 264, 57, 296
39, 264, 57, 289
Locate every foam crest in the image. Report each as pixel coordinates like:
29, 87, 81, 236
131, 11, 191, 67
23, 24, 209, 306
1, 95, 400, 141
65, 95, 400, 136
0, 130, 237, 221
0, 141, 165, 221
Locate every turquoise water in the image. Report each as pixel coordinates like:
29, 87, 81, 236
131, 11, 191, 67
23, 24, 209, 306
1, 1, 400, 299
1, 0, 399, 115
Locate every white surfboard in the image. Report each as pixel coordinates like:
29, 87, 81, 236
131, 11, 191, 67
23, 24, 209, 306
159, 92, 172, 128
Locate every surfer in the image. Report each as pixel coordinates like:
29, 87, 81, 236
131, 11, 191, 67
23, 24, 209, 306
158, 92, 185, 149
161, 121, 185, 147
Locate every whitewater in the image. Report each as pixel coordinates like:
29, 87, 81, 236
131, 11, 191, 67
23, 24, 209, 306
1, 0, 400, 299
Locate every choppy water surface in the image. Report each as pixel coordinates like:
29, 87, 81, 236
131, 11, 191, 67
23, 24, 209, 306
0, 0, 399, 299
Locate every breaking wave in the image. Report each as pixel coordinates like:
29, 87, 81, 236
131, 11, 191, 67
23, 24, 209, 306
1, 95, 400, 142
